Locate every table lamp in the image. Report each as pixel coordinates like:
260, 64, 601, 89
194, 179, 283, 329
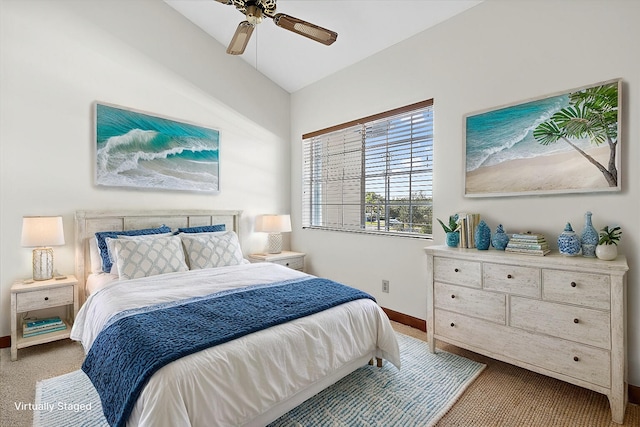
21, 216, 65, 281
256, 214, 291, 254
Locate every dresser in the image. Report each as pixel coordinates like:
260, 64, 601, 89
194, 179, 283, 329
425, 246, 628, 424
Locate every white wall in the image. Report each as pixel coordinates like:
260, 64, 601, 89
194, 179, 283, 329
291, 0, 640, 385
0, 0, 291, 337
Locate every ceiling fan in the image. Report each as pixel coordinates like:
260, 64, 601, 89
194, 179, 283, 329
215, 0, 338, 55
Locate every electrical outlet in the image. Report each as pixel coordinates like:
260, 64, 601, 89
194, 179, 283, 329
382, 279, 390, 293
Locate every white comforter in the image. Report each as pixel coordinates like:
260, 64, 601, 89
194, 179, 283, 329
71, 263, 400, 427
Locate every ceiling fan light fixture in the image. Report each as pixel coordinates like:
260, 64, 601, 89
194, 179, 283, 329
245, 4, 264, 25
227, 21, 255, 55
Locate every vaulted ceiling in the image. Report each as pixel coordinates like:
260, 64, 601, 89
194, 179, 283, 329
165, 1, 483, 93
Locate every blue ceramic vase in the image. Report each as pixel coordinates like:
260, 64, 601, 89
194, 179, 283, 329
581, 211, 598, 258
491, 224, 510, 250
475, 220, 491, 250
558, 222, 581, 256
446, 231, 460, 247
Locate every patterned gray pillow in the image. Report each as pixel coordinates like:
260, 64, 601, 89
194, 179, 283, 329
113, 235, 188, 280
180, 231, 245, 270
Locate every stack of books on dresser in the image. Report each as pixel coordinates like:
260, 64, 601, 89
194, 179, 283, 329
457, 212, 481, 248
506, 232, 550, 256
22, 316, 67, 338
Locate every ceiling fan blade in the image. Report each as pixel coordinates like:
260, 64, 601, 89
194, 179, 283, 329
272, 13, 337, 46
226, 21, 255, 55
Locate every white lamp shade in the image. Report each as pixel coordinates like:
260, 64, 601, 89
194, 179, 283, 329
255, 214, 292, 233
21, 216, 65, 247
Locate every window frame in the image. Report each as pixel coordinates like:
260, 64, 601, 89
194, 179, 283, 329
302, 99, 434, 239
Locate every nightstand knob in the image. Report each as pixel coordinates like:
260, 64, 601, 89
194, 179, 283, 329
571, 281, 577, 288
573, 356, 579, 362
454, 268, 459, 273
451, 294, 456, 299
44, 297, 49, 301
285, 262, 290, 266
507, 274, 513, 279
450, 322, 455, 327
574, 318, 579, 324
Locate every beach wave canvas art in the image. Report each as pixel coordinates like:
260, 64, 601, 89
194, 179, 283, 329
464, 79, 621, 197
95, 103, 219, 193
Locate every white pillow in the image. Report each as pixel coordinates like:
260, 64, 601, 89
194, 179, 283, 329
180, 231, 245, 270
89, 238, 103, 274
113, 235, 188, 280
106, 233, 172, 274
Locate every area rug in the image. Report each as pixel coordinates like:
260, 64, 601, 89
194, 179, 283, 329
34, 333, 484, 427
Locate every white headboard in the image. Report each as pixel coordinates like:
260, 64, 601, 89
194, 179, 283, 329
74, 209, 241, 302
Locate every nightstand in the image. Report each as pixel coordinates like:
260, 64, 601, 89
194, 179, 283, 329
248, 251, 306, 272
10, 275, 79, 361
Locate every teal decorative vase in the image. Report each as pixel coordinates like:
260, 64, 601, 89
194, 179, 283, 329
581, 211, 598, 258
446, 231, 460, 247
558, 222, 581, 256
491, 224, 510, 250
475, 220, 491, 250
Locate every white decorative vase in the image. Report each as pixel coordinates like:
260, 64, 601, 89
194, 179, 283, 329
595, 244, 617, 261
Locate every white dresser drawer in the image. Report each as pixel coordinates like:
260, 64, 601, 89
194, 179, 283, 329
435, 282, 505, 324
433, 257, 481, 288
16, 285, 74, 312
483, 263, 540, 298
543, 270, 610, 310
510, 296, 610, 349
435, 310, 611, 388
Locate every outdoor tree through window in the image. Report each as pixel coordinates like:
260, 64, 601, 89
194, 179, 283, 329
302, 100, 433, 237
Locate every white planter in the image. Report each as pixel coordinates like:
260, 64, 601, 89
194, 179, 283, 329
596, 244, 618, 261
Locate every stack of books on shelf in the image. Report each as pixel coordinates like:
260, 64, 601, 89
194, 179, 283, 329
457, 213, 480, 248
22, 316, 67, 338
506, 232, 550, 256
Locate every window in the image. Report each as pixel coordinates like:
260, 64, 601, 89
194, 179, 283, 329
302, 100, 433, 237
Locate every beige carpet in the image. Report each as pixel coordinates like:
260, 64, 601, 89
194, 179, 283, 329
393, 323, 640, 426
2, 323, 639, 427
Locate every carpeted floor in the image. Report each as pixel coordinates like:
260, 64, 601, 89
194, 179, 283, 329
2, 322, 639, 426
32, 333, 484, 427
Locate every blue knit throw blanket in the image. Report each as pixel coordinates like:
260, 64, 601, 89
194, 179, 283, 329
82, 277, 376, 427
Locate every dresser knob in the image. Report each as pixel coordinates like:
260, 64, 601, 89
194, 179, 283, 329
451, 294, 455, 299
571, 281, 577, 288
454, 268, 459, 273
450, 322, 455, 327
574, 318, 579, 324
507, 274, 513, 279
44, 297, 49, 301
573, 356, 579, 362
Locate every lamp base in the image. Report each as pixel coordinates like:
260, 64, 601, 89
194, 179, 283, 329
33, 247, 54, 281
266, 233, 283, 254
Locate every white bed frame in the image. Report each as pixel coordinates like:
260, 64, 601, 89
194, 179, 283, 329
73, 209, 375, 426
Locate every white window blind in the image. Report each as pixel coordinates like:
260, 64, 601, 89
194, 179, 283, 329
302, 100, 433, 237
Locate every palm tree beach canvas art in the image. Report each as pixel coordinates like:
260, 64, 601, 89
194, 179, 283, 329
95, 103, 220, 193
464, 79, 621, 197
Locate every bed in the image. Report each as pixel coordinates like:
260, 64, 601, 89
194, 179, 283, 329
71, 210, 401, 427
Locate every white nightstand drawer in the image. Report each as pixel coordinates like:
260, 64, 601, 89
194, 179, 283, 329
16, 285, 74, 312
272, 257, 304, 270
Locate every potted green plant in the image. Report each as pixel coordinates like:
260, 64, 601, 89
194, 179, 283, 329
438, 214, 460, 247
596, 225, 621, 260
